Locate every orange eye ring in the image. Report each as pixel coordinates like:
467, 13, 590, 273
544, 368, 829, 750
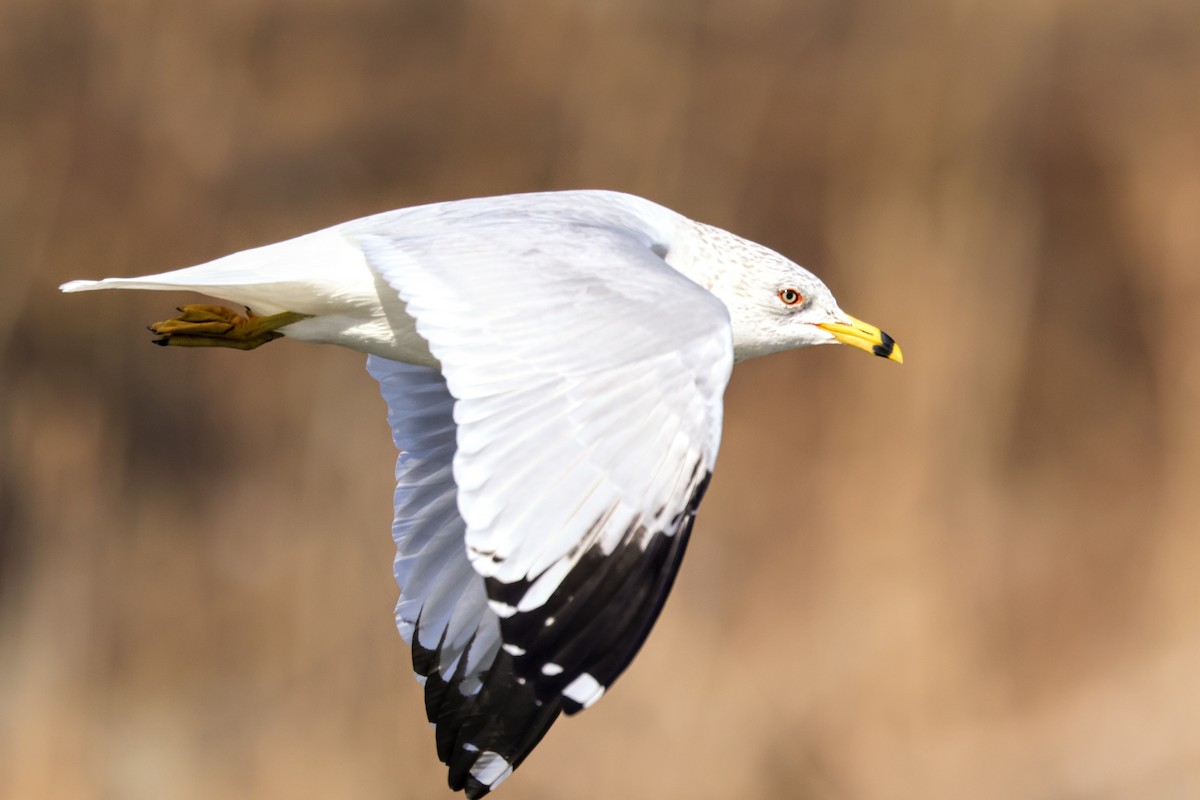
778, 288, 804, 306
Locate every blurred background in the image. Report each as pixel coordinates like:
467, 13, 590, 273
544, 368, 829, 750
3, 0, 1200, 797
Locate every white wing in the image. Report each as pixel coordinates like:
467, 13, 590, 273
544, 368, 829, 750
361, 200, 734, 796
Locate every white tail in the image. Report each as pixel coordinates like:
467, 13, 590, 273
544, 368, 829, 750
58, 228, 378, 318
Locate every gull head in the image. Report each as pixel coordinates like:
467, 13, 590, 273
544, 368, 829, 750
683, 227, 903, 365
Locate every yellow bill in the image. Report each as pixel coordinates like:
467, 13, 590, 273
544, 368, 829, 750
818, 314, 903, 363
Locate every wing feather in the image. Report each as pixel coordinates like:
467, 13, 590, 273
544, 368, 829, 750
359, 209, 733, 722
368, 357, 559, 797
363, 196, 733, 793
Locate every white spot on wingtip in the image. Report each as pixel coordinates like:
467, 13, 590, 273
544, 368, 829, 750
562, 672, 605, 708
502, 643, 526, 656
487, 599, 518, 618
470, 751, 513, 787
541, 663, 563, 676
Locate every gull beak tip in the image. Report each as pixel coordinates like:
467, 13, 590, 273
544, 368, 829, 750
874, 330, 903, 364
818, 315, 904, 364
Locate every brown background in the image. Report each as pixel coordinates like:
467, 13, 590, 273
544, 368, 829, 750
4, 0, 1200, 798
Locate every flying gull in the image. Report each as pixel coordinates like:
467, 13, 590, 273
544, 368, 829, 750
61, 190, 902, 797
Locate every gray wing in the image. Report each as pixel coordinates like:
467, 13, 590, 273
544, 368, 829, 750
362, 199, 734, 795
368, 357, 559, 798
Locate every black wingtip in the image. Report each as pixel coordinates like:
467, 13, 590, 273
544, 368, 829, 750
463, 778, 490, 799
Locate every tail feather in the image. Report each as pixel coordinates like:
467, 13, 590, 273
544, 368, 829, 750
58, 228, 378, 317
59, 275, 312, 317
60, 277, 255, 293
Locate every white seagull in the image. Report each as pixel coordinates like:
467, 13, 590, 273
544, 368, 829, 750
61, 190, 902, 797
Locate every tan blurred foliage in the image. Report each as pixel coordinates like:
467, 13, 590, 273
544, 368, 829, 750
3, 0, 1200, 797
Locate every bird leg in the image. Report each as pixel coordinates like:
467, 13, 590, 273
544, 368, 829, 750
149, 305, 311, 350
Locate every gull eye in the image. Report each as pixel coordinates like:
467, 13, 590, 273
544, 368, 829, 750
778, 288, 804, 306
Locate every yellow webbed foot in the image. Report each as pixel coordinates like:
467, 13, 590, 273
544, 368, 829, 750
149, 305, 311, 350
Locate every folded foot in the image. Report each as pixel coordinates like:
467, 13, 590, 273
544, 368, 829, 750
149, 305, 311, 350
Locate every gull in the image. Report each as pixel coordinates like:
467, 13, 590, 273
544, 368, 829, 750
61, 190, 902, 797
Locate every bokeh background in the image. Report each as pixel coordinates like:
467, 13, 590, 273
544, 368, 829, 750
4, 0, 1200, 797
